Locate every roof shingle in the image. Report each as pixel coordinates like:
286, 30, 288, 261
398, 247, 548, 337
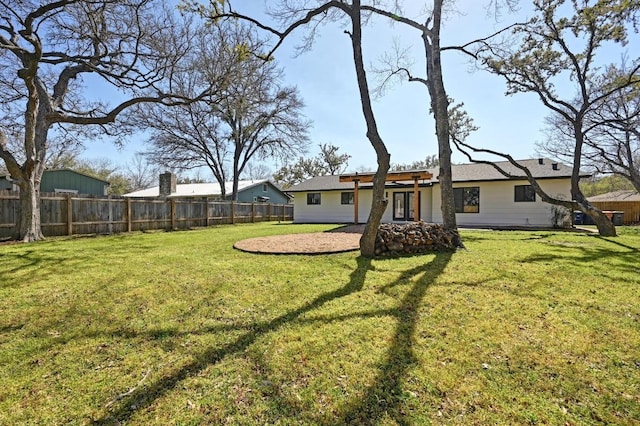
288, 158, 582, 192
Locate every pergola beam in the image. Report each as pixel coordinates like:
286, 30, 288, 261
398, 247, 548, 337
339, 171, 433, 183
340, 170, 433, 224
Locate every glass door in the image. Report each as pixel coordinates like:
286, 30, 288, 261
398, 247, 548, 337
393, 192, 405, 220
393, 192, 420, 221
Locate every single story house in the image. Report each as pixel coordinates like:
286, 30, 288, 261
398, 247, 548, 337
288, 158, 584, 228
124, 172, 290, 204
0, 168, 109, 196
587, 190, 640, 224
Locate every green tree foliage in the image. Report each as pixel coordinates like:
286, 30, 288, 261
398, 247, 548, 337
390, 154, 439, 171
580, 174, 635, 197
274, 143, 351, 188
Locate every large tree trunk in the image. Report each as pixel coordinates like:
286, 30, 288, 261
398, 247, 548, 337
360, 157, 391, 257
231, 151, 240, 201
350, 0, 391, 257
15, 170, 45, 242
572, 122, 617, 236
11, 76, 49, 242
574, 194, 617, 236
586, 210, 617, 236
423, 1, 458, 232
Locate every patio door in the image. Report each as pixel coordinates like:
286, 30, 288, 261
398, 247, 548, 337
393, 191, 420, 221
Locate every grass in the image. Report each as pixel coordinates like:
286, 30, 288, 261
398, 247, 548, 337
0, 222, 639, 425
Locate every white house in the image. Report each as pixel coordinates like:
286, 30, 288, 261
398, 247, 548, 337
287, 159, 584, 228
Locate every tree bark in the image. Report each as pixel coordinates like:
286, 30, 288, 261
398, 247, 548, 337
232, 152, 240, 202
574, 194, 617, 236
424, 1, 457, 232
572, 122, 617, 236
350, 0, 390, 257
15, 170, 45, 242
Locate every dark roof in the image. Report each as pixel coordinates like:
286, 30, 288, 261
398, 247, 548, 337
288, 158, 583, 192
444, 158, 583, 182
44, 168, 110, 184
587, 190, 640, 202
2, 168, 110, 183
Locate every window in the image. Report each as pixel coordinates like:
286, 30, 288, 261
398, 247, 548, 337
307, 192, 321, 205
453, 187, 480, 213
341, 192, 354, 205
514, 185, 536, 202
263, 184, 268, 192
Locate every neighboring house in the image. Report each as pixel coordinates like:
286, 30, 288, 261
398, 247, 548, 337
288, 158, 584, 228
588, 190, 640, 224
124, 172, 291, 204
0, 168, 110, 196
0, 170, 13, 191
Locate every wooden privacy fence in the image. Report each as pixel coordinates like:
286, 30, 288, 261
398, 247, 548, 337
590, 201, 640, 225
0, 192, 293, 238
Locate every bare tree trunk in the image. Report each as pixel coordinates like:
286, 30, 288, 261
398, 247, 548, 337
350, 0, 390, 257
361, 158, 391, 256
15, 171, 45, 242
629, 166, 640, 194
572, 123, 617, 236
574, 193, 617, 236
424, 1, 457, 231
12, 75, 50, 242
231, 150, 240, 201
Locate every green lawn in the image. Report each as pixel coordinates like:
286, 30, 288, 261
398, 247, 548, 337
1, 223, 639, 425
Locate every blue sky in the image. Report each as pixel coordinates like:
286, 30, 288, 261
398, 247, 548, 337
80, 1, 633, 175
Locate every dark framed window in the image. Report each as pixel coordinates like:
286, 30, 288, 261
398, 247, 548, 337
453, 187, 480, 213
341, 192, 354, 205
307, 192, 321, 205
263, 184, 268, 192
514, 185, 536, 202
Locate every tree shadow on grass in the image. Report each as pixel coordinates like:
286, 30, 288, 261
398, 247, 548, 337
93, 255, 373, 424
244, 251, 454, 425
522, 241, 640, 275
593, 235, 639, 252
324, 252, 453, 425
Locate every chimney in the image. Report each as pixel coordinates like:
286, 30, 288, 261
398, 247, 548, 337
552, 163, 559, 171
538, 158, 544, 165
159, 172, 176, 196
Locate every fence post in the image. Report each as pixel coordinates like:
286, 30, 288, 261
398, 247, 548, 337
108, 196, 113, 235
170, 198, 176, 230
126, 198, 132, 232
267, 203, 272, 221
66, 194, 73, 236
205, 198, 210, 227
251, 202, 255, 223
230, 201, 235, 224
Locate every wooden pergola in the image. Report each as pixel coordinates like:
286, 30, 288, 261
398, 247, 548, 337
339, 171, 433, 224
